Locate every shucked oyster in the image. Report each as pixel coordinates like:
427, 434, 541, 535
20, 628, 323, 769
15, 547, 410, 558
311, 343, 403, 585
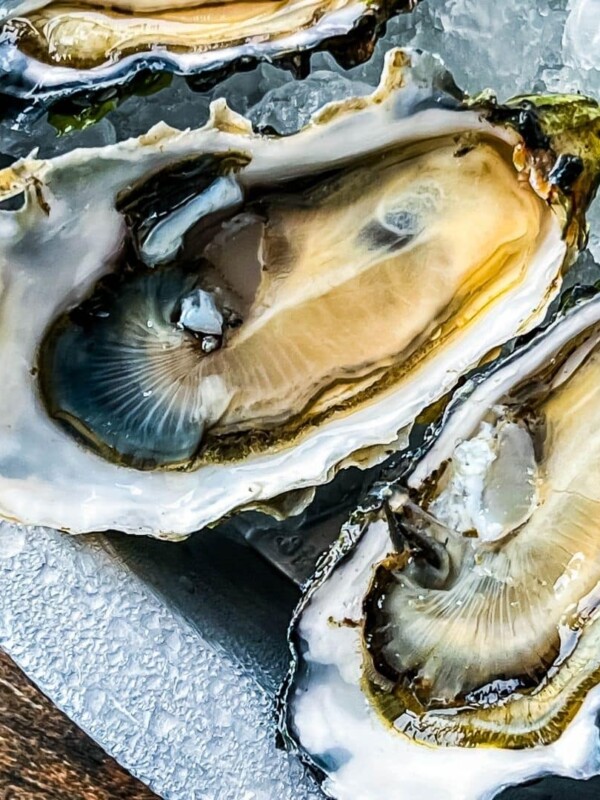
281, 292, 600, 800
0, 49, 598, 538
0, 0, 418, 100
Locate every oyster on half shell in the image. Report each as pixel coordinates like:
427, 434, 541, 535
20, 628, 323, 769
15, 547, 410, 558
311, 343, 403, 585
0, 0, 418, 100
0, 49, 598, 539
281, 292, 600, 800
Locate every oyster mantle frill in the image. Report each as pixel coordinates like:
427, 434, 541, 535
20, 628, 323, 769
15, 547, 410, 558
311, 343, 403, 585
0, 0, 418, 100
0, 49, 598, 538
281, 292, 600, 800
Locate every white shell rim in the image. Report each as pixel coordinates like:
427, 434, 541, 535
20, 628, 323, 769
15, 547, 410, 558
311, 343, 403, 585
0, 49, 574, 537
0, 0, 393, 98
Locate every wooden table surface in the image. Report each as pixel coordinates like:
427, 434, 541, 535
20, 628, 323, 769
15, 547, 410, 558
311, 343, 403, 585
0, 650, 160, 800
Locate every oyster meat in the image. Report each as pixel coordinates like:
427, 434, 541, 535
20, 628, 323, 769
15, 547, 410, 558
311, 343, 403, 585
281, 292, 600, 799
0, 0, 418, 99
0, 49, 598, 538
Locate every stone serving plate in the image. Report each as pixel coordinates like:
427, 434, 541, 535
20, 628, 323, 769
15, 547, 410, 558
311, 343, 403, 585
0, 521, 321, 800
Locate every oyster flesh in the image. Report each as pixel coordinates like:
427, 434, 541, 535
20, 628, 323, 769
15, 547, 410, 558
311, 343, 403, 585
0, 0, 418, 99
0, 49, 598, 538
281, 291, 600, 800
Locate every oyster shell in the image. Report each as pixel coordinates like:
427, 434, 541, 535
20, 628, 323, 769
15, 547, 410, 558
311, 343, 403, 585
0, 49, 598, 538
0, 0, 418, 100
281, 292, 600, 800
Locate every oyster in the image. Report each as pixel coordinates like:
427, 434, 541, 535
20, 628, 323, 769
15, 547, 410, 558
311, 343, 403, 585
281, 292, 600, 800
0, 0, 418, 100
0, 49, 598, 538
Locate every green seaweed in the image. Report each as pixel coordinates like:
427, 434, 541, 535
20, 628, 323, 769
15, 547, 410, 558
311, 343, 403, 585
48, 72, 173, 135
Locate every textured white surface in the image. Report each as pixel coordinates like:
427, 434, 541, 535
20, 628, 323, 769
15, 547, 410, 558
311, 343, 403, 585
0, 523, 322, 800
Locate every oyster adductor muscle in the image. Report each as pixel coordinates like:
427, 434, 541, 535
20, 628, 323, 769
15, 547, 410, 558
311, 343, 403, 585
0, 0, 419, 100
281, 293, 600, 800
0, 49, 598, 538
